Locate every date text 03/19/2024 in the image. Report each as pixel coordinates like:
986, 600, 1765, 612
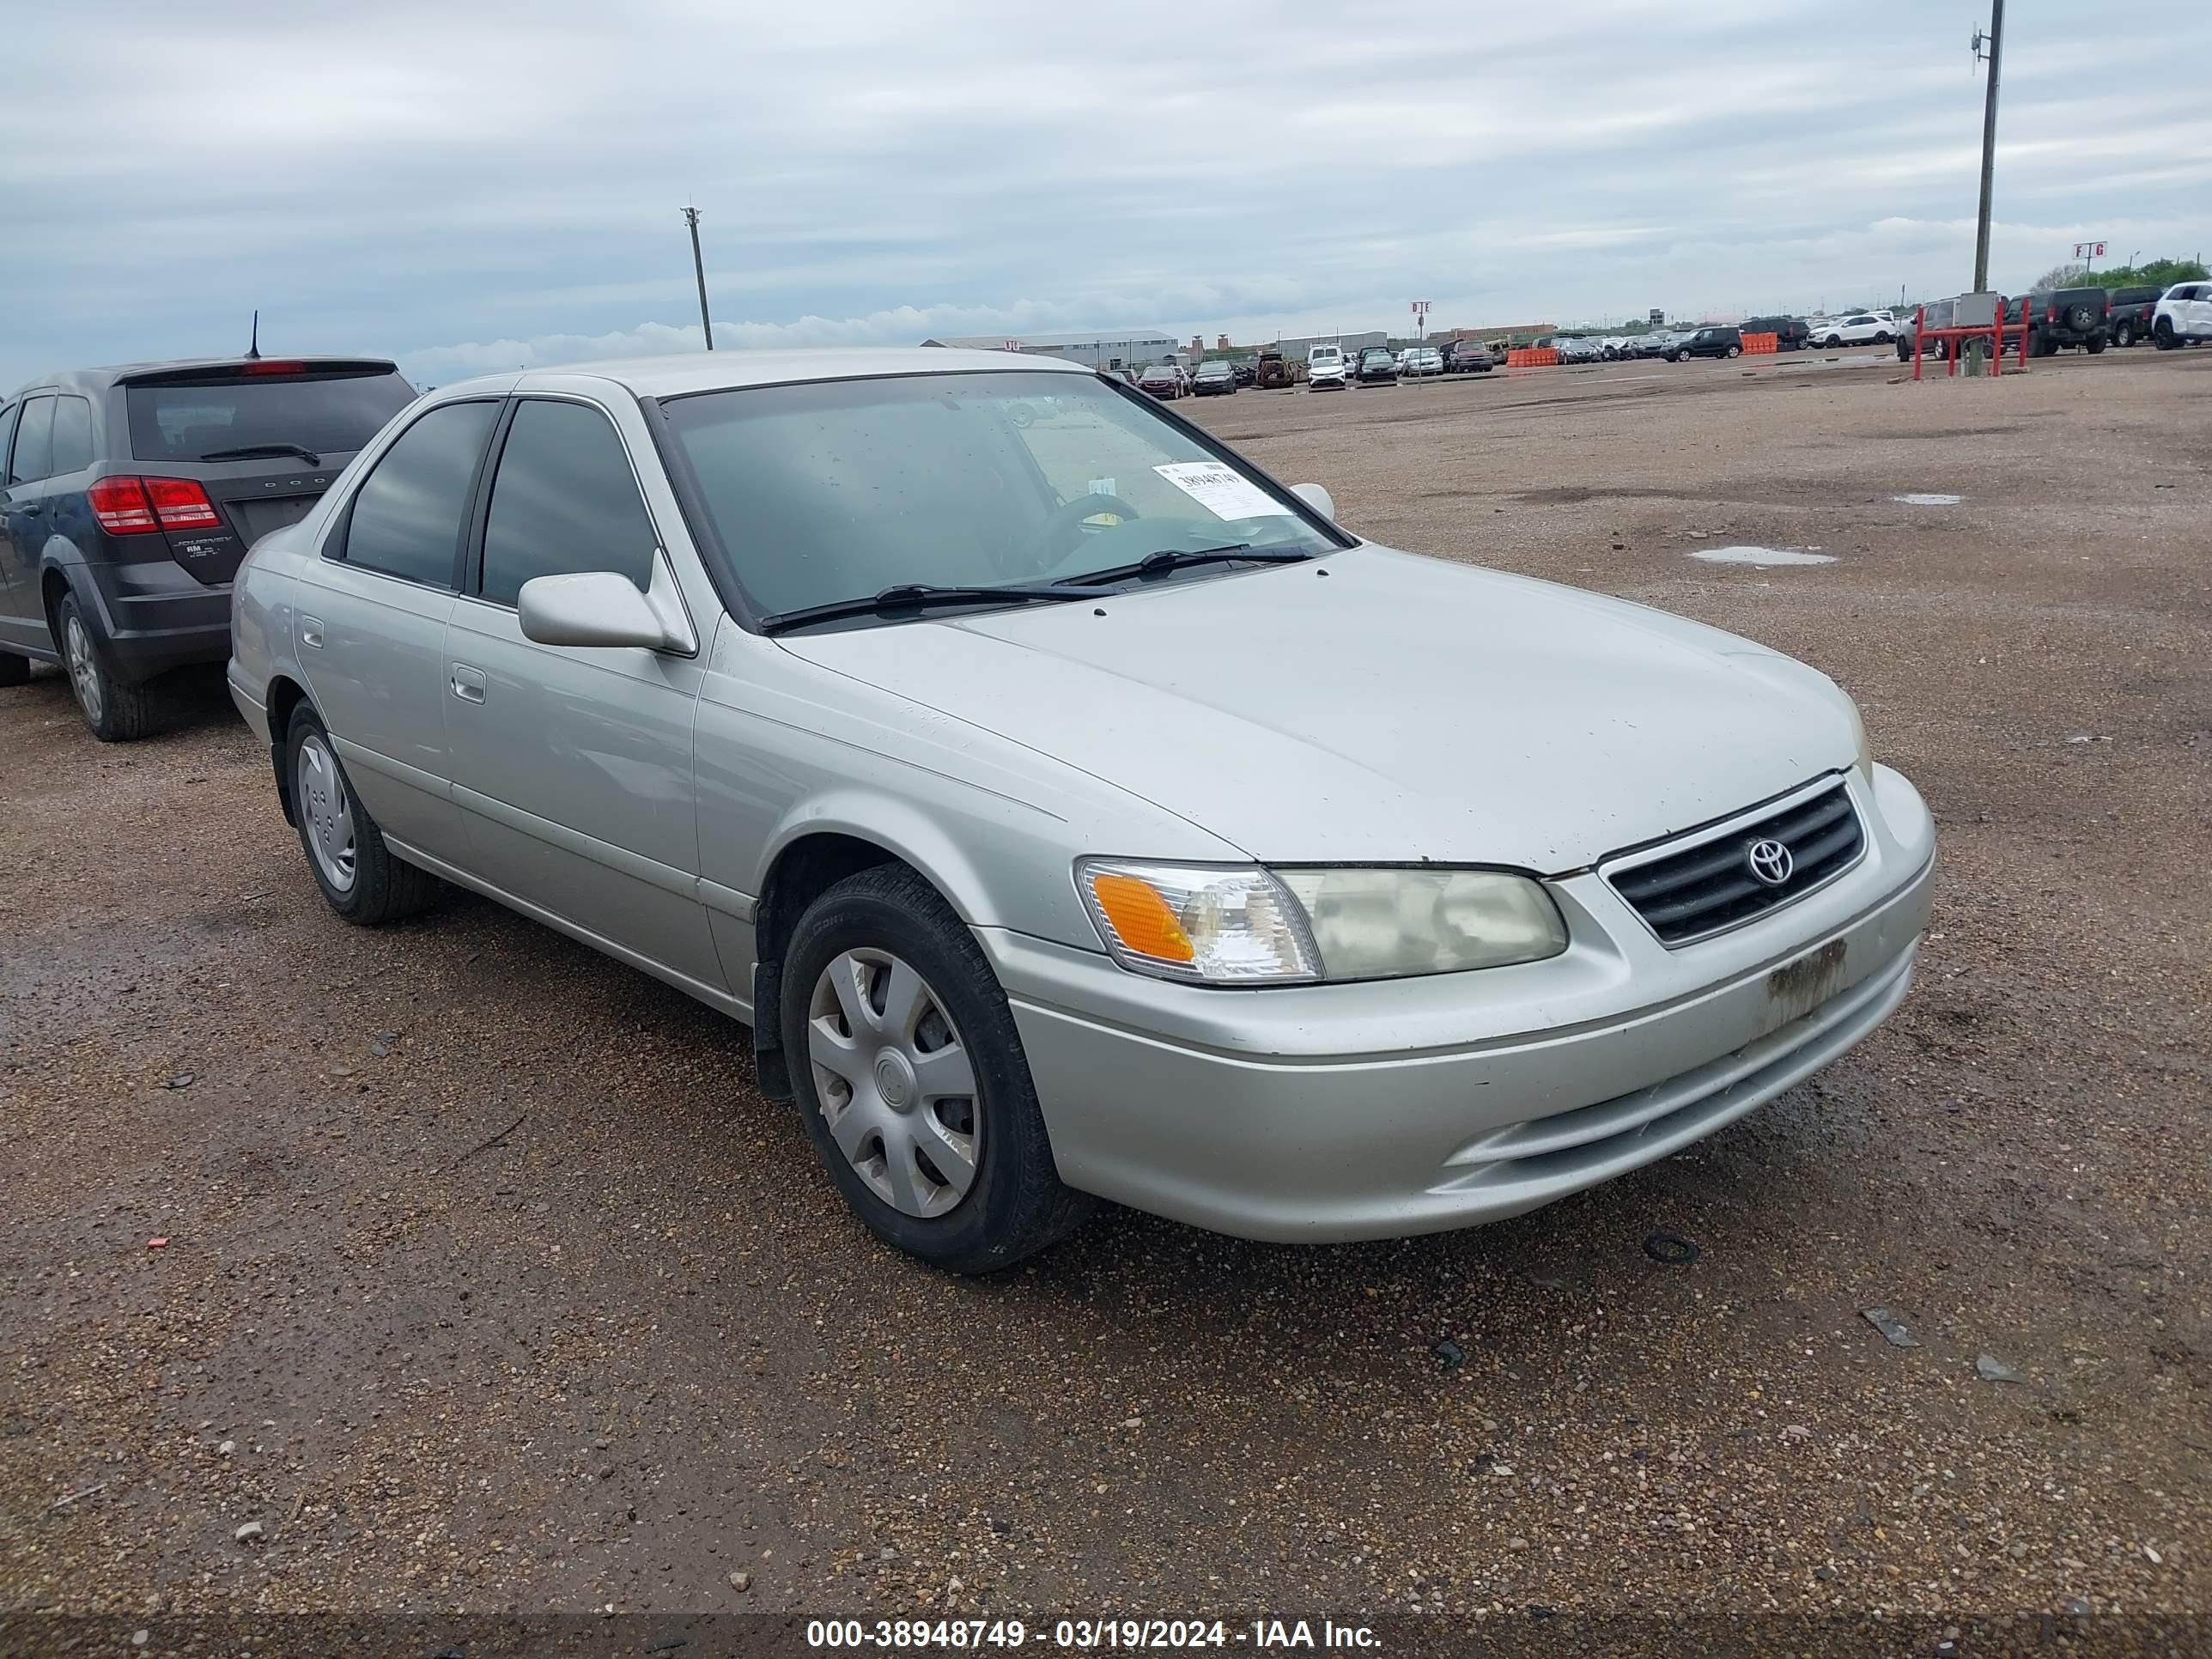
804, 1619, 1381, 1649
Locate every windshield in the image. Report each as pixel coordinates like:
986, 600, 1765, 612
663, 370, 1340, 623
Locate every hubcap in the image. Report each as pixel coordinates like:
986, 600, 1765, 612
64, 615, 102, 723
295, 734, 358, 893
807, 948, 981, 1218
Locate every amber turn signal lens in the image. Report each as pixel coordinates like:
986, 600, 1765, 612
1085, 872, 1196, 963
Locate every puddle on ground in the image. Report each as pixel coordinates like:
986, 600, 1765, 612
1893, 493, 1963, 506
1690, 545, 1837, 566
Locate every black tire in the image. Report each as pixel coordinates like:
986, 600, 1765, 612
1875, 331, 1892, 344
284, 702, 441, 925
2065, 303, 2097, 331
56, 592, 155, 742
1725, 343, 1741, 358
2087, 337, 2106, 355
0, 653, 28, 689
2155, 321, 2178, 350
2113, 320, 2134, 348
781, 864, 1094, 1273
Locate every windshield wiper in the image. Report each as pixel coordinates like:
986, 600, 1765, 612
1056, 544, 1316, 587
199, 442, 323, 465
759, 582, 1091, 635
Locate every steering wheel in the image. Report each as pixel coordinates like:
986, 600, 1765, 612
1041, 492, 1142, 556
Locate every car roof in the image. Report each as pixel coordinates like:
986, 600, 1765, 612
8, 355, 400, 398
435, 346, 1094, 403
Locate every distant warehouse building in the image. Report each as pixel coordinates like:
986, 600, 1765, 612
1269, 331, 1388, 360
921, 330, 1178, 370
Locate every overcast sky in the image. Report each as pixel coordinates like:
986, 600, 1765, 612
3, 0, 2206, 388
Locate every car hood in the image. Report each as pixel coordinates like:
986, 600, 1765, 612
776, 546, 1860, 871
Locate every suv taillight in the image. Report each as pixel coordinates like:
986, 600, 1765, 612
87, 476, 221, 535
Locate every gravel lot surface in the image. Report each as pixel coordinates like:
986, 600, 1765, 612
3, 347, 2207, 1650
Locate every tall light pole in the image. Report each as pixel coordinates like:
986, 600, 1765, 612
1971, 1, 2004, 294
682, 205, 714, 350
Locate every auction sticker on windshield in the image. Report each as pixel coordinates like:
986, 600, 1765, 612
1152, 461, 1291, 520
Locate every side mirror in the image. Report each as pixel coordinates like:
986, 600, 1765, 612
1290, 482, 1336, 520
518, 570, 678, 651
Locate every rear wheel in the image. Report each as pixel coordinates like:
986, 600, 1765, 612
1725, 343, 1741, 358
2087, 337, 2107, 355
781, 864, 1093, 1273
286, 702, 442, 924
58, 592, 154, 742
2113, 320, 2134, 348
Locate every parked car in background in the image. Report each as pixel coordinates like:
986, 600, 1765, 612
1192, 361, 1237, 397
1231, 361, 1258, 386
227, 346, 1935, 1273
2104, 286, 2162, 349
1553, 337, 1603, 364
0, 356, 416, 738
1399, 347, 1444, 378
2153, 282, 2212, 349
1894, 299, 1957, 362
1353, 347, 1399, 386
1814, 314, 1892, 348
2024, 288, 2110, 356
1306, 345, 1348, 391
1444, 340, 1494, 374
1743, 315, 1810, 350
1136, 364, 1184, 399
1668, 326, 1743, 362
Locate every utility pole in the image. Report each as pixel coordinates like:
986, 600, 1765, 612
1971, 1, 2004, 295
682, 205, 714, 350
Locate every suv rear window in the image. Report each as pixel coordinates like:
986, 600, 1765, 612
125, 366, 416, 465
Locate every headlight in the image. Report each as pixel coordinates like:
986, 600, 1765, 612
1845, 697, 1874, 783
1076, 860, 1566, 986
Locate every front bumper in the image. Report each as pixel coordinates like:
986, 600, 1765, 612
984, 764, 1935, 1243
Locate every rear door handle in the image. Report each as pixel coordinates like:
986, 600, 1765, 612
301, 617, 325, 649
450, 663, 486, 704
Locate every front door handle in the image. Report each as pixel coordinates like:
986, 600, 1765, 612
450, 663, 486, 704
301, 616, 325, 649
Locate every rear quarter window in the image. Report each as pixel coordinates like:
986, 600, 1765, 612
126, 368, 416, 465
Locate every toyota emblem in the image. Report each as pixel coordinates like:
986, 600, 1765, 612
1745, 838, 1795, 887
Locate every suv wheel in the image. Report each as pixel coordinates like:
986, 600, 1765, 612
2065, 303, 2099, 332
57, 592, 155, 742
285, 702, 442, 924
2154, 319, 2178, 350
2112, 320, 2134, 348
781, 864, 1093, 1273
1724, 343, 1741, 358
2086, 337, 2107, 355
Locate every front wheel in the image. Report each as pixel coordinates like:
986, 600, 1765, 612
1875, 331, 1893, 345
2155, 321, 2178, 350
782, 864, 1093, 1273
1825, 336, 1843, 349
286, 703, 441, 924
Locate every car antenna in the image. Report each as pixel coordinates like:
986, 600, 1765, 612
246, 309, 261, 361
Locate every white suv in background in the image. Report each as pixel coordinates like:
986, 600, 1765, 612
1306, 345, 1348, 390
2153, 283, 2212, 349
1815, 313, 1893, 348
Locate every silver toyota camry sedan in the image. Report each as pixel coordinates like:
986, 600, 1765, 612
228, 348, 1935, 1272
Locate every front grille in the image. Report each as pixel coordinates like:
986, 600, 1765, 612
1605, 780, 1863, 945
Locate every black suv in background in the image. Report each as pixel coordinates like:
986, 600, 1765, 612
2105, 285, 2162, 348
1743, 315, 1810, 350
2023, 288, 2111, 356
0, 358, 416, 739
1667, 326, 1743, 362
1352, 347, 1400, 386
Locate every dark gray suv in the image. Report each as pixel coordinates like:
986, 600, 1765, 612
0, 357, 416, 738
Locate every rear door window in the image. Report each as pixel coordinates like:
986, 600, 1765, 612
125, 366, 416, 464
9, 397, 54, 485
50, 397, 94, 477
339, 400, 501, 588
477, 399, 658, 608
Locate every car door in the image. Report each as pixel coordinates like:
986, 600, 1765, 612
0, 400, 24, 642
2185, 285, 2212, 338
442, 392, 723, 995
0, 395, 56, 649
295, 397, 502, 862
